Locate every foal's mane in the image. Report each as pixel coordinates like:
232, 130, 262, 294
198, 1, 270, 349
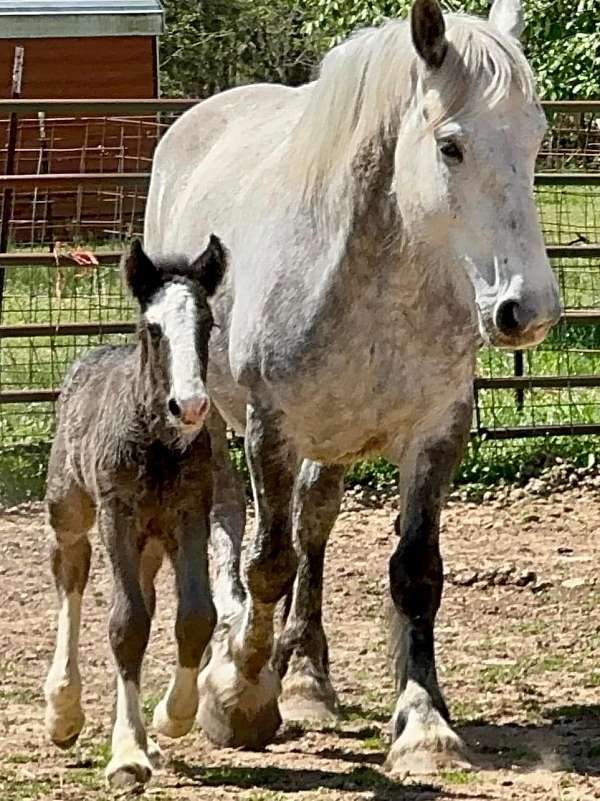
289, 13, 536, 213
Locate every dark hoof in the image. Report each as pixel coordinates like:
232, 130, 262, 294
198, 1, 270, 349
105, 750, 153, 787
198, 691, 281, 749
52, 732, 81, 750
197, 658, 281, 749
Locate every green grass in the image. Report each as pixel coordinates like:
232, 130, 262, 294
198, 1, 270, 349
0, 774, 53, 800
585, 672, 600, 688
440, 770, 475, 785
0, 687, 38, 704
142, 691, 163, 717
361, 734, 386, 751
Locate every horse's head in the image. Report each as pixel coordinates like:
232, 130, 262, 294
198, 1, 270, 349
123, 235, 226, 430
396, 0, 560, 349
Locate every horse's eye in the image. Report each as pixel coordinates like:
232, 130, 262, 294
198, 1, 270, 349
439, 140, 463, 163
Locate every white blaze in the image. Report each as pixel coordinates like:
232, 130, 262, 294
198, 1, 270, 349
145, 282, 206, 404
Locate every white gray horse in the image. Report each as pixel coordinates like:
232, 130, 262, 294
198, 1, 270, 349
145, 0, 560, 773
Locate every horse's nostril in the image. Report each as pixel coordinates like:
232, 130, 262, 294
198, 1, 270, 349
168, 398, 181, 417
495, 300, 522, 336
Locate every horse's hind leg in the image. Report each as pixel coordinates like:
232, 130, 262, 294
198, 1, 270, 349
385, 400, 472, 775
273, 460, 344, 723
153, 515, 215, 738
99, 502, 153, 788
44, 479, 94, 749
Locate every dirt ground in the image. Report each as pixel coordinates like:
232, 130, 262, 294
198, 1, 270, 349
0, 486, 598, 801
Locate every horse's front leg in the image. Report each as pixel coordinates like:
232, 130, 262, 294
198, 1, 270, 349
99, 501, 153, 787
154, 514, 216, 738
273, 460, 344, 723
385, 399, 472, 775
197, 398, 297, 748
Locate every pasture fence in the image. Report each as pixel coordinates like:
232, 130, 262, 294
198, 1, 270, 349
0, 98, 599, 490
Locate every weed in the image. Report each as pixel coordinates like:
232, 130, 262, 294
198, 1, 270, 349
362, 735, 385, 751
142, 691, 163, 717
440, 769, 474, 785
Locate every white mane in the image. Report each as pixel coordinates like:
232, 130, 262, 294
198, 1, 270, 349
289, 14, 537, 212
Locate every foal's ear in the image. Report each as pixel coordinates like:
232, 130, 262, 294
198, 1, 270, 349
411, 0, 448, 70
191, 234, 227, 297
489, 0, 524, 40
122, 239, 161, 304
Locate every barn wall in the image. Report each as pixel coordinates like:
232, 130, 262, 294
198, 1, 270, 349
0, 36, 157, 99
0, 35, 159, 243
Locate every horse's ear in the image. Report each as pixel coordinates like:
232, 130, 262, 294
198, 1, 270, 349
122, 239, 161, 304
489, 0, 524, 40
411, 0, 447, 70
192, 234, 227, 297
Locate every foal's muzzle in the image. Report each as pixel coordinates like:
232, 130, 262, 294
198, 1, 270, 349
168, 396, 210, 428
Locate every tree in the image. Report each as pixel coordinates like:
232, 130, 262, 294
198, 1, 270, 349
160, 0, 319, 97
160, 1, 600, 100
299, 0, 600, 99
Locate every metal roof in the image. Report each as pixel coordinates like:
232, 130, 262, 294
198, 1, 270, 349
0, 1, 164, 38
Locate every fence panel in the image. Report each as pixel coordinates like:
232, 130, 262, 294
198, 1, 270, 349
0, 99, 599, 451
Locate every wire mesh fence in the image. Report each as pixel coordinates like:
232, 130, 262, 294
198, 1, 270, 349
0, 99, 599, 476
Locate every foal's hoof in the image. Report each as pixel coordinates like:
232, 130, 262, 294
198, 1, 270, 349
197, 650, 281, 749
384, 712, 471, 776
105, 747, 153, 788
279, 673, 339, 725
44, 703, 85, 749
153, 699, 195, 739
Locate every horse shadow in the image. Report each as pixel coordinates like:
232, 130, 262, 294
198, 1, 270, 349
169, 761, 492, 800
168, 703, 599, 799
458, 703, 600, 776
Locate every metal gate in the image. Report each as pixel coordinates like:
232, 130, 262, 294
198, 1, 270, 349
0, 99, 599, 451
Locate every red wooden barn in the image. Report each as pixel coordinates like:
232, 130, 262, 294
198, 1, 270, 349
0, 1, 164, 99
0, 1, 165, 244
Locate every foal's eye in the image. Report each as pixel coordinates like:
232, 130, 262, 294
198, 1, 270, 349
439, 140, 464, 163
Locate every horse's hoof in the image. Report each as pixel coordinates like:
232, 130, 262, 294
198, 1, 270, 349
44, 703, 85, 749
105, 747, 153, 788
197, 647, 281, 749
153, 699, 195, 739
51, 731, 81, 751
384, 711, 471, 775
279, 673, 339, 725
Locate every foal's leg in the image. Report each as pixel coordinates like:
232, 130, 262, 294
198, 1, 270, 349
99, 502, 153, 787
44, 481, 95, 748
198, 399, 297, 748
385, 401, 471, 775
139, 538, 164, 767
274, 460, 344, 723
154, 516, 216, 738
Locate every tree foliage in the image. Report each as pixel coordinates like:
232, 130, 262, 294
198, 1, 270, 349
160, 1, 600, 99
159, 0, 318, 96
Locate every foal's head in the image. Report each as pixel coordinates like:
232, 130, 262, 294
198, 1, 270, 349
123, 235, 226, 432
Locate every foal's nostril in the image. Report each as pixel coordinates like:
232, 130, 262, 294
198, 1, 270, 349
495, 300, 523, 336
168, 398, 181, 418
